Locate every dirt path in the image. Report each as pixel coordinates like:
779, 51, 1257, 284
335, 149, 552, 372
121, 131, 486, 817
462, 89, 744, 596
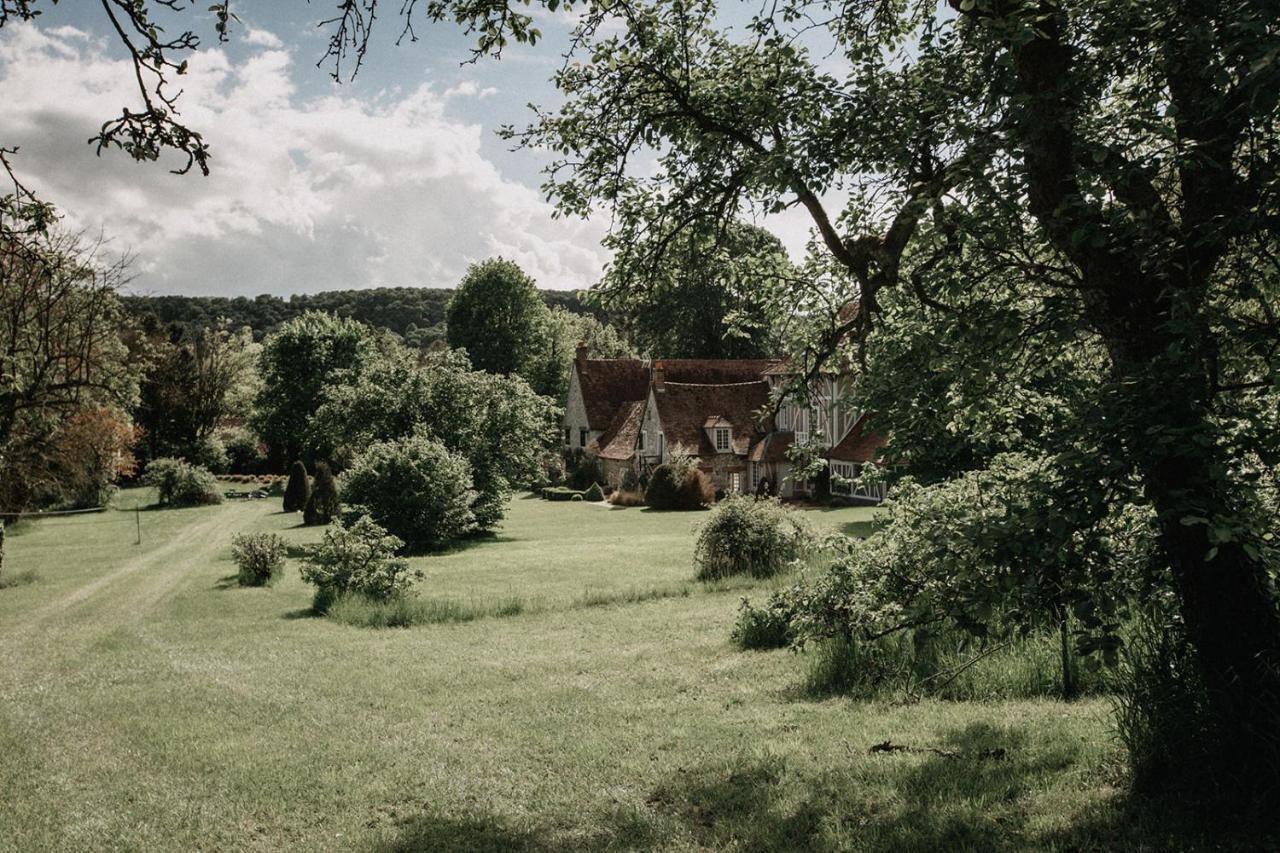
0, 500, 262, 663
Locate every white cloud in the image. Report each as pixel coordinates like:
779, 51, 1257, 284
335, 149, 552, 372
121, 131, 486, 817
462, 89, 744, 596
0, 24, 608, 296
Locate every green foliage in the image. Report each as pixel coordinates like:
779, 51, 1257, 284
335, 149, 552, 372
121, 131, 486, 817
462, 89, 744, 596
584, 482, 605, 502
311, 345, 555, 532
253, 311, 377, 463
327, 591, 526, 629
221, 427, 266, 474
645, 462, 713, 511
731, 594, 795, 650
785, 455, 1156, 662
230, 532, 287, 586
303, 462, 340, 526
339, 433, 477, 551
593, 221, 790, 359
446, 258, 547, 379
282, 461, 309, 513
134, 323, 259, 468
620, 467, 640, 493
542, 486, 585, 502
123, 286, 593, 343
694, 496, 817, 581
142, 458, 222, 507
300, 515, 421, 608
1109, 614, 1224, 809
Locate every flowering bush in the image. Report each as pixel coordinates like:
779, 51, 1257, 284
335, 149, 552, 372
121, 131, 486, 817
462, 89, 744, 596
231, 532, 287, 586
300, 515, 422, 610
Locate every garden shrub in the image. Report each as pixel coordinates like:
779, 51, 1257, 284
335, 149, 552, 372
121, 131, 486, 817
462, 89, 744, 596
231, 532, 287, 586
565, 451, 601, 490
188, 436, 230, 474
646, 460, 714, 511
570, 494, 584, 502
300, 515, 422, 611
584, 482, 605, 502
143, 458, 223, 507
731, 592, 798, 650
620, 467, 640, 493
339, 432, 477, 551
303, 461, 340, 526
283, 460, 310, 512
542, 486, 585, 501
223, 428, 266, 474
694, 496, 816, 580
609, 489, 646, 507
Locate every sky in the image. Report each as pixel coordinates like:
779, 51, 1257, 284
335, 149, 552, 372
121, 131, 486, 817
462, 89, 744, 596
0, 2, 821, 298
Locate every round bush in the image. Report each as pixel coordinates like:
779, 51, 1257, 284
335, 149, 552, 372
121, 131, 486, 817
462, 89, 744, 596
694, 495, 817, 580
231, 532, 287, 586
339, 433, 477, 551
143, 458, 223, 507
646, 463, 714, 510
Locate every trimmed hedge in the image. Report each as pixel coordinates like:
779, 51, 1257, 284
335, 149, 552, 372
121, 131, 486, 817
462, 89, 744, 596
584, 482, 605, 502
543, 486, 586, 501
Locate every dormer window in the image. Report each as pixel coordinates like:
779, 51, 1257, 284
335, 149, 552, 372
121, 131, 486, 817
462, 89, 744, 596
715, 428, 731, 452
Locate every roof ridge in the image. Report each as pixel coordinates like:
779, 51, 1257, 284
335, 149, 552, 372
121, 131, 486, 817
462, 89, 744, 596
661, 380, 767, 388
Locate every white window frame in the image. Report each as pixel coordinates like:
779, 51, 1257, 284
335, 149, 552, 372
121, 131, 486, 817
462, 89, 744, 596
715, 427, 731, 452
830, 461, 855, 496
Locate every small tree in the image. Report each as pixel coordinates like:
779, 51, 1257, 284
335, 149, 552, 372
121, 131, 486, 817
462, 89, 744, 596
338, 432, 477, 551
303, 461, 340, 526
283, 460, 309, 513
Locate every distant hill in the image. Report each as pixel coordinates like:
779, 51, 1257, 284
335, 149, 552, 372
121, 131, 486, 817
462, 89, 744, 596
122, 287, 598, 341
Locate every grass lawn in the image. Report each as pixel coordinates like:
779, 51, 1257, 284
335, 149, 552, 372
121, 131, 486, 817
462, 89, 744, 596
0, 490, 1237, 851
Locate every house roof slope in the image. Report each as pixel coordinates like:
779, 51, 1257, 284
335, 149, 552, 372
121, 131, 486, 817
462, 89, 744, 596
825, 412, 888, 463
596, 400, 645, 461
653, 380, 771, 456
577, 359, 651, 430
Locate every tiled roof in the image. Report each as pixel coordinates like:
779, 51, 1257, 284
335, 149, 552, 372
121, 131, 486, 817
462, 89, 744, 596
660, 359, 780, 384
596, 400, 645, 461
748, 430, 794, 463
577, 360, 650, 430
825, 413, 888, 463
653, 380, 771, 457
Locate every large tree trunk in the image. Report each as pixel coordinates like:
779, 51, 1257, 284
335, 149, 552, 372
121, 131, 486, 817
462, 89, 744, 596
992, 0, 1280, 796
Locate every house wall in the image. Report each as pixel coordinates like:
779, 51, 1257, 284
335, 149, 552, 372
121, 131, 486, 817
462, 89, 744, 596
636, 389, 666, 469
562, 367, 597, 451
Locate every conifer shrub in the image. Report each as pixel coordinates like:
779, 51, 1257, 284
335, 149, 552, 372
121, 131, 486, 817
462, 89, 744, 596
694, 496, 817, 580
283, 460, 310, 512
303, 461, 340, 526
620, 467, 640, 493
231, 532, 288, 586
584, 482, 605, 502
338, 433, 476, 551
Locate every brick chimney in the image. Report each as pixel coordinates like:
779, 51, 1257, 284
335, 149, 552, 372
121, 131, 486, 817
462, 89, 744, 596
575, 340, 588, 374
652, 360, 665, 392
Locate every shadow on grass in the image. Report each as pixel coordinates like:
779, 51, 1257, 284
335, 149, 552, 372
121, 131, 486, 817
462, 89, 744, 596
376, 722, 1258, 852
213, 573, 240, 590
638, 723, 1240, 852
0, 569, 38, 590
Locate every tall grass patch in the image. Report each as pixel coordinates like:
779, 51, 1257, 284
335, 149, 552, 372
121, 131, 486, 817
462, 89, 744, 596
327, 592, 528, 628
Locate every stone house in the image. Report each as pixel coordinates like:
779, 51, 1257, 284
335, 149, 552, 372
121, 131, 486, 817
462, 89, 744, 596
563, 343, 888, 501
